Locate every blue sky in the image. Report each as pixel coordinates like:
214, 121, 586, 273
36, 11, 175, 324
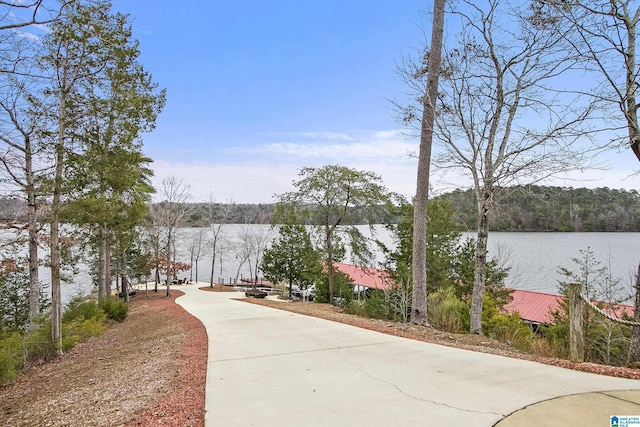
106, 1, 639, 203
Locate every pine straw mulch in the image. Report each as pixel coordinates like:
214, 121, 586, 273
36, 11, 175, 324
0, 289, 206, 427
241, 296, 640, 380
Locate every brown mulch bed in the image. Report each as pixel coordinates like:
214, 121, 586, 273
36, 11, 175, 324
242, 297, 640, 380
0, 290, 206, 427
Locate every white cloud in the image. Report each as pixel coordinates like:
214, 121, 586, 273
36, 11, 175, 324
148, 128, 640, 204
150, 129, 421, 203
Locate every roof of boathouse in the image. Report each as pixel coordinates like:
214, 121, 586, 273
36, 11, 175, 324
504, 289, 634, 325
332, 262, 395, 291
333, 263, 634, 325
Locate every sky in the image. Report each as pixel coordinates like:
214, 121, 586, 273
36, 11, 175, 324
101, 0, 639, 204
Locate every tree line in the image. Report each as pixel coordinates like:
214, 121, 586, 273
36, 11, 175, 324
441, 185, 640, 232
3, 184, 640, 231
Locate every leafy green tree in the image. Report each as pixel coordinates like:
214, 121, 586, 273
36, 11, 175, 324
261, 222, 322, 299
277, 165, 394, 304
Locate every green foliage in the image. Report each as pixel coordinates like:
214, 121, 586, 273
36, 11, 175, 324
381, 198, 462, 294
363, 290, 390, 320
99, 299, 128, 322
483, 311, 535, 352
0, 294, 121, 384
278, 165, 396, 303
452, 237, 512, 308
427, 287, 467, 334
0, 259, 50, 332
313, 271, 354, 307
0, 331, 23, 384
63, 297, 105, 323
261, 220, 323, 298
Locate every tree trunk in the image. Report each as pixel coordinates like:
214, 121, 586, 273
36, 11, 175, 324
470, 192, 491, 335
26, 166, 39, 328
628, 262, 640, 364
105, 230, 111, 299
98, 224, 108, 301
165, 231, 172, 297
50, 95, 65, 355
326, 228, 334, 303
411, 0, 445, 326
568, 282, 585, 362
210, 243, 216, 288
121, 250, 129, 304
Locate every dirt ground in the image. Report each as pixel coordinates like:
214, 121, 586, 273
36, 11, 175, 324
1, 286, 638, 427
0, 289, 207, 427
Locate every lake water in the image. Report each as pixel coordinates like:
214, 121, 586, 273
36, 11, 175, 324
175, 226, 640, 299
3, 226, 640, 303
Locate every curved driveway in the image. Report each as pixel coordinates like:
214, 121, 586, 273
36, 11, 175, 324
175, 285, 640, 426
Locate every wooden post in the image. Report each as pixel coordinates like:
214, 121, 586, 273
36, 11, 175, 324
568, 282, 584, 362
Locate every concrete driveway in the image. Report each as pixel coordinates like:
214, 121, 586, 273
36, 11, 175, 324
175, 285, 640, 426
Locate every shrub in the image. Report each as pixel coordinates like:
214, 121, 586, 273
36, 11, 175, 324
428, 287, 467, 334
344, 300, 366, 317
0, 331, 23, 384
22, 318, 57, 363
363, 290, 390, 320
484, 312, 535, 352
63, 296, 103, 323
99, 299, 128, 322
62, 317, 108, 351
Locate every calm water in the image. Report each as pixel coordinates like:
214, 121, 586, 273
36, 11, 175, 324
176, 226, 640, 298
4, 226, 639, 303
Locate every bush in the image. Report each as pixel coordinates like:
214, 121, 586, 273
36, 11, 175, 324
484, 312, 535, 352
62, 317, 108, 351
99, 299, 128, 322
363, 290, 390, 320
428, 287, 467, 334
63, 297, 104, 323
344, 300, 366, 317
0, 331, 23, 384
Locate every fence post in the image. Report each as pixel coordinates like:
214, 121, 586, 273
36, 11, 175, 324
568, 282, 584, 362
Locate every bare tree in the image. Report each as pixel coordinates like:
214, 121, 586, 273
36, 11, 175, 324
203, 193, 234, 288
398, 0, 594, 334
0, 1, 70, 31
231, 223, 272, 284
187, 229, 208, 283
156, 176, 191, 296
537, 0, 640, 364
0, 37, 50, 328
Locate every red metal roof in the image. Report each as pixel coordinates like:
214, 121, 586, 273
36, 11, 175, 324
333, 262, 394, 291
332, 263, 635, 325
504, 289, 634, 324
503, 290, 563, 324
